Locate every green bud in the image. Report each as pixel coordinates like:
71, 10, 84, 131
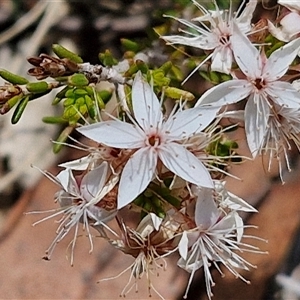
52, 44, 83, 63
63, 105, 78, 119
133, 194, 145, 207
53, 126, 75, 153
11, 95, 29, 124
73, 88, 88, 96
0, 69, 29, 85
120, 38, 140, 52
52, 86, 72, 105
85, 95, 96, 119
63, 97, 75, 107
164, 87, 194, 101
150, 70, 170, 87
79, 104, 88, 115
171, 65, 184, 82
97, 89, 113, 104
26, 81, 49, 93
65, 88, 75, 98
75, 96, 85, 106
98, 50, 118, 67
136, 60, 149, 74
158, 61, 172, 75
209, 71, 220, 84
84, 86, 94, 95
124, 63, 139, 77
68, 73, 89, 86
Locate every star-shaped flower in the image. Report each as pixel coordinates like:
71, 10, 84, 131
196, 23, 300, 157
32, 162, 117, 265
177, 185, 258, 299
77, 72, 217, 209
162, 0, 257, 77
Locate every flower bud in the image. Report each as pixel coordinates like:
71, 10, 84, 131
52, 44, 83, 63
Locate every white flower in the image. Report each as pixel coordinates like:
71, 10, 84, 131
77, 72, 217, 209
262, 104, 300, 180
100, 212, 181, 299
177, 186, 258, 299
31, 162, 117, 265
214, 180, 257, 213
268, 1, 300, 42
196, 23, 300, 157
162, 0, 257, 77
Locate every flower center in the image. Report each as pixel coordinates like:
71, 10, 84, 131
254, 78, 266, 90
219, 34, 230, 46
147, 134, 161, 147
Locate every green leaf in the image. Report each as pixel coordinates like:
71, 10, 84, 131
0, 69, 29, 85
11, 95, 29, 124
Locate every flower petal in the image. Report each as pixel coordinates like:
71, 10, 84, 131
77, 120, 144, 149
80, 162, 108, 203
279, 0, 300, 12
118, 147, 157, 209
244, 94, 269, 157
268, 19, 291, 42
195, 79, 252, 107
211, 46, 232, 74
56, 168, 79, 196
162, 15, 219, 50
158, 142, 213, 188
132, 71, 163, 131
178, 231, 189, 260
231, 22, 262, 79
162, 34, 218, 50
194, 186, 219, 228
164, 106, 217, 140
236, 0, 257, 33
265, 81, 300, 108
264, 37, 300, 81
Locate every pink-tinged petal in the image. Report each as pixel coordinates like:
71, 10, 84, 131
158, 142, 213, 188
80, 162, 108, 203
194, 186, 219, 228
244, 94, 270, 157
77, 120, 145, 149
132, 71, 163, 131
164, 106, 218, 140
236, 0, 257, 33
264, 38, 300, 81
56, 168, 79, 196
118, 147, 157, 209
231, 22, 262, 79
211, 46, 233, 74
265, 81, 300, 108
195, 79, 252, 106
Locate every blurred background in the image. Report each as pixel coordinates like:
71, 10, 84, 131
0, 1, 300, 299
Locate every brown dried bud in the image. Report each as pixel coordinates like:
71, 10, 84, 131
0, 85, 22, 104
27, 54, 79, 80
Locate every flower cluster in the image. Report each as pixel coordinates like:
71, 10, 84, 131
11, 0, 300, 299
